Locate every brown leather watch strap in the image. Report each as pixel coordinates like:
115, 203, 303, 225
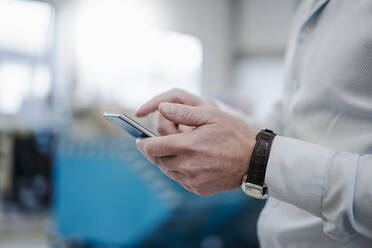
245, 129, 276, 186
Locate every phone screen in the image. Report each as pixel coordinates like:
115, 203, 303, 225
104, 113, 157, 138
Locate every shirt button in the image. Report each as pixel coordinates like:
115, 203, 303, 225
306, 22, 315, 32
292, 79, 300, 91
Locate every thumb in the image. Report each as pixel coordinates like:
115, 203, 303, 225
159, 102, 216, 126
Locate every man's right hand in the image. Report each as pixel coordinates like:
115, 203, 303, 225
136, 89, 216, 135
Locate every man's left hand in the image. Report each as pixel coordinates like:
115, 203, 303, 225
136, 102, 258, 196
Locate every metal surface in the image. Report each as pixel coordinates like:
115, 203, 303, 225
241, 175, 268, 200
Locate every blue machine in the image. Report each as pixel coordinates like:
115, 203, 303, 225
51, 132, 264, 247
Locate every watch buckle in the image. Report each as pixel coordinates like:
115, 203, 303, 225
241, 175, 268, 199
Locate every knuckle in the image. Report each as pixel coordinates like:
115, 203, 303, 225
169, 88, 183, 95
168, 89, 185, 103
169, 88, 178, 94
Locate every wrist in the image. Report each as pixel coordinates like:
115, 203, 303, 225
235, 129, 258, 190
241, 129, 276, 199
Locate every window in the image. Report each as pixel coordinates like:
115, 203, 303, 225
0, 0, 54, 115
74, 1, 202, 109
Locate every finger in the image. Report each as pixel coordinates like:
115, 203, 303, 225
154, 155, 181, 170
136, 134, 185, 157
180, 183, 194, 193
156, 112, 178, 135
178, 124, 194, 133
159, 167, 168, 174
136, 89, 202, 117
136, 139, 157, 164
159, 102, 217, 127
166, 170, 187, 183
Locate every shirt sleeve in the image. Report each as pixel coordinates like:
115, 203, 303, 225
266, 136, 372, 242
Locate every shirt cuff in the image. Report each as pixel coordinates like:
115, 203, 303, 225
265, 136, 334, 216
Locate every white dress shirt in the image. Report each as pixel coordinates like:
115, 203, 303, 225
220, 0, 372, 247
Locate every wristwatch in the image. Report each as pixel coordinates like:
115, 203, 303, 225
241, 129, 276, 199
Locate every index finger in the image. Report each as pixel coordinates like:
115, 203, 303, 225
136, 133, 187, 157
135, 89, 201, 117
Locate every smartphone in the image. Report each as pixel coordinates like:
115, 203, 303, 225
103, 113, 157, 138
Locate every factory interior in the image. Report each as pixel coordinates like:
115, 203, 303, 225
0, 0, 298, 247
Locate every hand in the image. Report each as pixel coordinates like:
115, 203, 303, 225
136, 102, 258, 196
136, 89, 216, 135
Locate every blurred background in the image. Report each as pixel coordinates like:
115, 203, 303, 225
0, 0, 298, 247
